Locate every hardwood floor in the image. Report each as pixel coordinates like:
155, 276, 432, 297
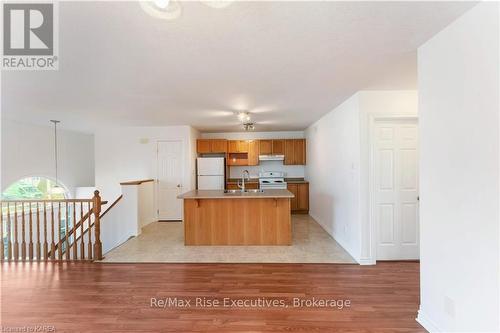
1, 262, 425, 332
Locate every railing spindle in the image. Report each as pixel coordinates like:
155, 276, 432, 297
50, 203, 55, 260
36, 202, 41, 260
58, 202, 62, 260
28, 203, 33, 260
80, 203, 84, 260
65, 203, 70, 261
21, 202, 26, 260
0, 203, 4, 261
6, 204, 12, 261
43, 202, 48, 260
72, 202, 77, 260
13, 203, 19, 261
93, 191, 102, 260
87, 202, 92, 260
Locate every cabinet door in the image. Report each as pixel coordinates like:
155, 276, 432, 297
284, 139, 295, 165
237, 140, 249, 153
197, 139, 211, 153
287, 184, 298, 211
294, 139, 306, 165
272, 139, 285, 154
228, 140, 239, 153
211, 139, 227, 153
259, 140, 272, 155
247, 140, 259, 166
297, 183, 309, 211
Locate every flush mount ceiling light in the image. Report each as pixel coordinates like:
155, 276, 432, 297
236, 111, 251, 123
140, 0, 182, 20
140, 0, 232, 20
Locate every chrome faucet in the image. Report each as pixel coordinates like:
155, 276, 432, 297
238, 170, 250, 192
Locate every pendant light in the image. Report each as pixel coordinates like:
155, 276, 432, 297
50, 120, 65, 195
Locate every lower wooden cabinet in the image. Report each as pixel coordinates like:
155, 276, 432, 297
287, 182, 309, 213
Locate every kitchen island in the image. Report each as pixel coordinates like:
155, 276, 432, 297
177, 189, 294, 245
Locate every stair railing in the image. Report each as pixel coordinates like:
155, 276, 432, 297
0, 190, 106, 261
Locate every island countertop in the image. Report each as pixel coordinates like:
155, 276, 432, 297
177, 189, 294, 199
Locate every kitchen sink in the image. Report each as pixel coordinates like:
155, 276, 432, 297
223, 189, 241, 194
223, 189, 264, 194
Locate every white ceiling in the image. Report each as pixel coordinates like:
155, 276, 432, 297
1, 1, 476, 133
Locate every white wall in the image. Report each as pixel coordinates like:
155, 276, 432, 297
201, 131, 306, 179
94, 126, 198, 202
306, 94, 362, 259
1, 119, 95, 197
305, 90, 418, 263
417, 2, 499, 332
101, 182, 156, 254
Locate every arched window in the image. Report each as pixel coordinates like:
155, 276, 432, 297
2, 176, 69, 200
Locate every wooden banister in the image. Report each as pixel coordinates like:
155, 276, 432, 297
100, 195, 123, 219
1, 191, 107, 262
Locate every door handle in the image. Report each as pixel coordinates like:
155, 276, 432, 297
177, 184, 182, 188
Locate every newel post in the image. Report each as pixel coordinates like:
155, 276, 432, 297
93, 190, 103, 260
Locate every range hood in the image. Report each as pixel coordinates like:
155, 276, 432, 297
259, 154, 284, 161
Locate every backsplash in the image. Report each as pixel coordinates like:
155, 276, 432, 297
230, 160, 305, 178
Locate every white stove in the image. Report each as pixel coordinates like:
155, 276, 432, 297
259, 171, 287, 189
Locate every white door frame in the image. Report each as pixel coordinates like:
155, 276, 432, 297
367, 114, 419, 264
156, 140, 185, 221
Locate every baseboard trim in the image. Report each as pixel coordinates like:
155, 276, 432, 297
308, 211, 361, 264
358, 257, 376, 265
416, 308, 440, 333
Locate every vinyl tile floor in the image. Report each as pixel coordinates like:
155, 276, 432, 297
100, 214, 356, 263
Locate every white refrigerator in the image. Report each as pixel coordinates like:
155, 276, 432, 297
197, 157, 225, 190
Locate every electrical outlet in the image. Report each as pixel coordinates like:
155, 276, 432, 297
444, 296, 455, 318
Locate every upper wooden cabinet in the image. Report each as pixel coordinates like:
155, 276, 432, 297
247, 140, 259, 166
284, 139, 306, 165
211, 139, 228, 153
272, 139, 285, 155
259, 139, 286, 155
198, 138, 306, 165
259, 140, 273, 155
197, 139, 227, 154
197, 139, 211, 153
228, 140, 248, 153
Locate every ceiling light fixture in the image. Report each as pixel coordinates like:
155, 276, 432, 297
236, 111, 251, 123
153, 0, 170, 9
141, 0, 233, 20
243, 122, 255, 131
140, 0, 182, 20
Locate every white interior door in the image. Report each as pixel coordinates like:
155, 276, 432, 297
157, 141, 183, 221
374, 119, 419, 260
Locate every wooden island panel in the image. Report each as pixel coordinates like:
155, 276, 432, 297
184, 198, 291, 245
